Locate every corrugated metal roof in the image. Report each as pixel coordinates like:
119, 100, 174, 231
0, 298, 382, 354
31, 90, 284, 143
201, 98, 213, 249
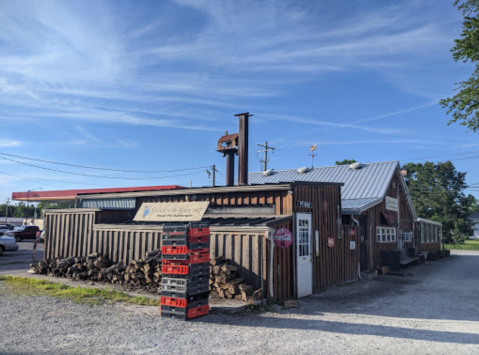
80, 198, 136, 210
247, 161, 398, 200
342, 197, 383, 213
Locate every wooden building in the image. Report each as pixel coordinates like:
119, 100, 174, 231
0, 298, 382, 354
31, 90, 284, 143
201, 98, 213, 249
247, 161, 437, 271
44, 182, 361, 300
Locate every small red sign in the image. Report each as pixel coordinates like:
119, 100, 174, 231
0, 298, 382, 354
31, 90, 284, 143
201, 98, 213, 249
327, 237, 335, 248
35, 231, 41, 242
273, 228, 293, 249
349, 229, 356, 236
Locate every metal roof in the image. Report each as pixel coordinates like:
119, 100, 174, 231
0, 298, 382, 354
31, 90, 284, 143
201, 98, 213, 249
248, 161, 398, 200
247, 161, 417, 215
341, 197, 383, 215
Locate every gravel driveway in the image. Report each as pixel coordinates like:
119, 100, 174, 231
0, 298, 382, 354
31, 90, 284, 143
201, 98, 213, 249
1, 251, 479, 355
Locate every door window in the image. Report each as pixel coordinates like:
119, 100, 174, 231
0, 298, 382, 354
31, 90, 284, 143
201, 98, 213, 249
298, 219, 310, 257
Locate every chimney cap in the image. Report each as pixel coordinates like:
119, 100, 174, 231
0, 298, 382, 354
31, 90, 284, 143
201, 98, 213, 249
234, 112, 253, 117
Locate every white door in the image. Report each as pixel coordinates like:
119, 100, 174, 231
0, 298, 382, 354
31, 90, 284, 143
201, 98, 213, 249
297, 213, 313, 298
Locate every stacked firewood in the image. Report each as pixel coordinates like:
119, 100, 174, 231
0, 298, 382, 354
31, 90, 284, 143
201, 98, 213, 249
209, 256, 260, 301
31, 250, 162, 293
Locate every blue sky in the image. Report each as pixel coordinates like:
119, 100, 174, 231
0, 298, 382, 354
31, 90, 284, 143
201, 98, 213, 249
1, 0, 479, 202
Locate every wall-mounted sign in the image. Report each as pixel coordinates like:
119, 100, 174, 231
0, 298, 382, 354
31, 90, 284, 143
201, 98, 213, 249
349, 229, 356, 236
350, 241, 356, 250
134, 201, 210, 222
297, 201, 312, 209
385, 196, 398, 212
273, 228, 293, 249
327, 237, 335, 248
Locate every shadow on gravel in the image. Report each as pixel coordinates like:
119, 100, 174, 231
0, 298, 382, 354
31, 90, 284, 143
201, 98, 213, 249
200, 315, 479, 345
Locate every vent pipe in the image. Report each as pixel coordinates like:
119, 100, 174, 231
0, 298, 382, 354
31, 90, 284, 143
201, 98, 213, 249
236, 112, 252, 186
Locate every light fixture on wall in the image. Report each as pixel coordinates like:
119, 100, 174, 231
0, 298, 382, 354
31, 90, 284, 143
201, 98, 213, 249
400, 166, 407, 176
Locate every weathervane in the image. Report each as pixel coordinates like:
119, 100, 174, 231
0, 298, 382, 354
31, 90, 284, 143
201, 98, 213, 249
309, 143, 317, 168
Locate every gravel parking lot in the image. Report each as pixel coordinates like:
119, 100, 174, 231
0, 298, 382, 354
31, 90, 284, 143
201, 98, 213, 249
1, 251, 479, 355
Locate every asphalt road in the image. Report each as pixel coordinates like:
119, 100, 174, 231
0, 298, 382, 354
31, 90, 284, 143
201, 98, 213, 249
0, 240, 44, 275
1, 250, 478, 355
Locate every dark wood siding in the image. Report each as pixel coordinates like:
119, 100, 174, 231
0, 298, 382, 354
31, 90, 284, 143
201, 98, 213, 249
292, 185, 360, 293
265, 220, 294, 300
366, 171, 416, 269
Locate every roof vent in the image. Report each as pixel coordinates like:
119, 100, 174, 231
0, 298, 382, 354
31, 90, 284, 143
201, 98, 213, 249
263, 169, 274, 177
349, 162, 362, 170
298, 167, 310, 174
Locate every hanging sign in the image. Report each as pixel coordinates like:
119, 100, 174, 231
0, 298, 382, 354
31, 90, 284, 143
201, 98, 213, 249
297, 201, 312, 209
273, 228, 293, 249
385, 196, 398, 212
327, 237, 335, 248
350, 241, 356, 250
134, 201, 209, 222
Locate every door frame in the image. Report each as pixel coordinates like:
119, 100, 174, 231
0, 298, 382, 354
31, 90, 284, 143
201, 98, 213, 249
295, 212, 313, 298
359, 215, 369, 272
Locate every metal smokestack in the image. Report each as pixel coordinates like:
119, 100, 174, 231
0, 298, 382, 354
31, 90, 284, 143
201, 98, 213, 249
236, 112, 252, 186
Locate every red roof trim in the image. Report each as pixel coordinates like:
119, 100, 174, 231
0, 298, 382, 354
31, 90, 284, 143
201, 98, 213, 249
12, 185, 184, 201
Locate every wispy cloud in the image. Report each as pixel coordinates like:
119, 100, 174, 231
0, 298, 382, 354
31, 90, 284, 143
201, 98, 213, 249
0, 139, 23, 147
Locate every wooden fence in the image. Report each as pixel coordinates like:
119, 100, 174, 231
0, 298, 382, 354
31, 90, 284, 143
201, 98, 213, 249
210, 231, 265, 290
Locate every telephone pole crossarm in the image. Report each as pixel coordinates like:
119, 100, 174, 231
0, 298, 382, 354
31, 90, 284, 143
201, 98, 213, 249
256, 141, 276, 172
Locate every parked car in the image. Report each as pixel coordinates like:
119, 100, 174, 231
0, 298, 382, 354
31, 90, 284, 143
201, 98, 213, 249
0, 235, 19, 256
39, 230, 45, 242
3, 224, 15, 230
4, 225, 40, 243
0, 224, 10, 236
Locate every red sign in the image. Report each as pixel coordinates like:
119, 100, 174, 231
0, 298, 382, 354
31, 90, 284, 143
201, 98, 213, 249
327, 237, 335, 248
273, 228, 292, 249
349, 229, 356, 236
36, 231, 41, 242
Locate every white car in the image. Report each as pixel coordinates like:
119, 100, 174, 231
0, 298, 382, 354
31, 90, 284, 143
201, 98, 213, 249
0, 235, 19, 256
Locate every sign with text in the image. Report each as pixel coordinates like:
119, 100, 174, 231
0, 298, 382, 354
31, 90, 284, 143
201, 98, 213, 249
134, 202, 210, 222
350, 241, 356, 250
297, 201, 313, 209
385, 196, 398, 212
327, 237, 335, 248
273, 228, 293, 249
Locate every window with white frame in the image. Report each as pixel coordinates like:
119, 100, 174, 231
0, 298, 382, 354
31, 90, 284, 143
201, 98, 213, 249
403, 232, 412, 242
377, 227, 396, 243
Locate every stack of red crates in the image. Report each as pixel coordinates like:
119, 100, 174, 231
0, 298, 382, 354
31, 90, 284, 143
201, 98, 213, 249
160, 222, 210, 320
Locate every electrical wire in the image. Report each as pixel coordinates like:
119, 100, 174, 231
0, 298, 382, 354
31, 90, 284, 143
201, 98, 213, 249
0, 171, 112, 187
0, 156, 206, 180
0, 152, 210, 174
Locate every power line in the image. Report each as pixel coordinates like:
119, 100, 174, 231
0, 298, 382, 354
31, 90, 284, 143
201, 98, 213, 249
256, 142, 276, 171
0, 152, 209, 174
0, 156, 205, 180
401, 150, 479, 162
0, 171, 111, 187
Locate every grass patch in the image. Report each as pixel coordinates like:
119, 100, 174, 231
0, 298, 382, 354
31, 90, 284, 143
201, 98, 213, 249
0, 276, 160, 306
444, 239, 479, 250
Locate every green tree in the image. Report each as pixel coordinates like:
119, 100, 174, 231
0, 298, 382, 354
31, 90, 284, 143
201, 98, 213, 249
403, 161, 477, 243
335, 159, 357, 165
440, 0, 479, 132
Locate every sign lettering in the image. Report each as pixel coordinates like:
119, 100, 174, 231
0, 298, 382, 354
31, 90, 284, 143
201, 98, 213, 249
134, 202, 210, 222
350, 241, 356, 250
297, 201, 312, 209
385, 196, 398, 212
273, 228, 293, 249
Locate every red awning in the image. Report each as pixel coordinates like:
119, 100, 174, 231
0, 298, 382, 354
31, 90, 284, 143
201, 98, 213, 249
381, 212, 398, 226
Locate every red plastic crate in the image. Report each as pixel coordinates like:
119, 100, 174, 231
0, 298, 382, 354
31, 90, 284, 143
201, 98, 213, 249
162, 253, 210, 264
188, 228, 210, 238
161, 296, 187, 308
187, 305, 209, 319
161, 245, 209, 255
162, 264, 189, 275
188, 235, 210, 243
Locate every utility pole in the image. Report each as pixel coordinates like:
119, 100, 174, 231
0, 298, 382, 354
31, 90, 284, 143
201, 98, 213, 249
5, 198, 9, 222
257, 142, 276, 172
212, 164, 216, 187
206, 165, 216, 187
